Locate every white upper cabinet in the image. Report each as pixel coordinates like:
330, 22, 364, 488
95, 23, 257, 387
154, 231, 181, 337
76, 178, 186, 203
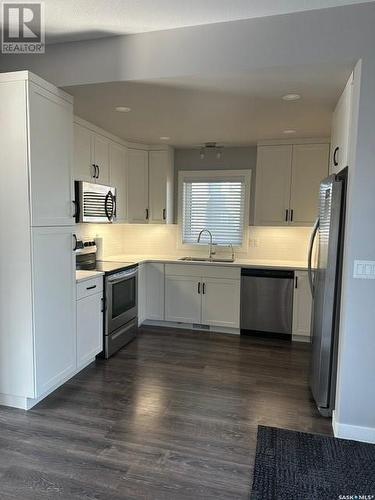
149, 150, 174, 224
255, 145, 292, 225
290, 144, 329, 225
255, 142, 329, 226
127, 149, 149, 223
73, 123, 110, 184
109, 142, 127, 222
73, 123, 95, 182
28, 83, 74, 227
330, 72, 353, 175
93, 134, 110, 184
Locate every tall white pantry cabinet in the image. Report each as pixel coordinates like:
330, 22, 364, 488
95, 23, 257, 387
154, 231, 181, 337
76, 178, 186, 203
0, 71, 77, 409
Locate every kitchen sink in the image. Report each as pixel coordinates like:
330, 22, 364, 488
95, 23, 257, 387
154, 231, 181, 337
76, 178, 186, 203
179, 256, 235, 263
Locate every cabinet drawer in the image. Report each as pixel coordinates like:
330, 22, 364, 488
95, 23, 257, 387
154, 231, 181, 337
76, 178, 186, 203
165, 263, 240, 280
77, 276, 103, 300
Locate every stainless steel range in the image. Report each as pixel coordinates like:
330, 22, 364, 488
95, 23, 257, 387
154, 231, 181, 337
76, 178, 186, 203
75, 238, 138, 358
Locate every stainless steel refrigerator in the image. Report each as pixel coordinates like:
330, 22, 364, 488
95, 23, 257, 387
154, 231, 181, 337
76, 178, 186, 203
308, 169, 347, 417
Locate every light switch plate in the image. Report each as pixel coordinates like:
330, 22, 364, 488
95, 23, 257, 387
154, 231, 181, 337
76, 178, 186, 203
353, 260, 375, 279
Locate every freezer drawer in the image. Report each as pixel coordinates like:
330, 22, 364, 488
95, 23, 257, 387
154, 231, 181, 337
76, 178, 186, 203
240, 269, 294, 335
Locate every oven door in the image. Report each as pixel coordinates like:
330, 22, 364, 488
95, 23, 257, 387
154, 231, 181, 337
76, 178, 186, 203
105, 267, 138, 335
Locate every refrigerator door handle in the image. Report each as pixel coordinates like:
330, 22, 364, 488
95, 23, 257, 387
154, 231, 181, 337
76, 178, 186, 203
308, 217, 320, 296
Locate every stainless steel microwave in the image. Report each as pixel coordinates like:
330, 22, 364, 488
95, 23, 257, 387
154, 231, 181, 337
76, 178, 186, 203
74, 181, 116, 223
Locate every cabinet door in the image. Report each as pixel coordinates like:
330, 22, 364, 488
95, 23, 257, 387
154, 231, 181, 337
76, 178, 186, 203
292, 271, 312, 341
28, 83, 74, 227
165, 275, 201, 324
255, 145, 292, 225
109, 143, 127, 222
32, 227, 76, 397
145, 263, 165, 320
77, 292, 103, 368
137, 263, 146, 326
127, 149, 149, 223
93, 134, 110, 184
201, 278, 240, 328
290, 144, 329, 225
149, 151, 168, 224
74, 123, 95, 182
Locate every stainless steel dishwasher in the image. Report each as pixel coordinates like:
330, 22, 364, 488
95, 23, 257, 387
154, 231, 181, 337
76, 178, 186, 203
240, 268, 294, 338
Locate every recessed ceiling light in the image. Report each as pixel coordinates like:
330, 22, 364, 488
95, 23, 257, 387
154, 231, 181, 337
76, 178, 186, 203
282, 93, 301, 101
160, 136, 170, 141
283, 129, 297, 134
115, 106, 131, 112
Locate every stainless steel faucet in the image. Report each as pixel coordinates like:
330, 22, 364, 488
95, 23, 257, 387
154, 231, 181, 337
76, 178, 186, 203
197, 229, 215, 260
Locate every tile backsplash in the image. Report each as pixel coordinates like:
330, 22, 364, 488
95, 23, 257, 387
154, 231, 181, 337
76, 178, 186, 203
77, 223, 312, 262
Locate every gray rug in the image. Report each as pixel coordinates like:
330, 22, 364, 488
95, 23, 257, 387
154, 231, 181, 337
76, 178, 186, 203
251, 425, 375, 500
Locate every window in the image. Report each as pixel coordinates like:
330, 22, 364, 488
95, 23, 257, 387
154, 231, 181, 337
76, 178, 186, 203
179, 170, 251, 247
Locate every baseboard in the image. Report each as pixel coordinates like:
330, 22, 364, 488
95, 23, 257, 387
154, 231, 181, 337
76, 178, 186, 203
141, 320, 240, 335
332, 411, 375, 444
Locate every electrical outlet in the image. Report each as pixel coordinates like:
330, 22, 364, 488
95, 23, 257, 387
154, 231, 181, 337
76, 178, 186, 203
353, 260, 375, 279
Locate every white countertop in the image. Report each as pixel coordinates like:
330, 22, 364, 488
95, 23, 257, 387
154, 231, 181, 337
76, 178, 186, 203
76, 270, 104, 283
103, 254, 310, 271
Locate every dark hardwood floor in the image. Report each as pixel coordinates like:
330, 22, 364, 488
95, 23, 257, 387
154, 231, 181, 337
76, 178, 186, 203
0, 327, 332, 499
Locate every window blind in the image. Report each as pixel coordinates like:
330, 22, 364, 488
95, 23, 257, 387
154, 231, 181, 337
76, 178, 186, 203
182, 179, 246, 245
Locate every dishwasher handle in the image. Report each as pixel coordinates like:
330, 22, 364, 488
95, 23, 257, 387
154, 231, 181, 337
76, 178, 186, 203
241, 268, 294, 279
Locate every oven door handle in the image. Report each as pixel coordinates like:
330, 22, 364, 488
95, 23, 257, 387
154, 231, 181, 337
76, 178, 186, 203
107, 270, 138, 284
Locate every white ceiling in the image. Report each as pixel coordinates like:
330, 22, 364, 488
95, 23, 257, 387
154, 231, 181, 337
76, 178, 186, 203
64, 63, 352, 147
33, 0, 375, 43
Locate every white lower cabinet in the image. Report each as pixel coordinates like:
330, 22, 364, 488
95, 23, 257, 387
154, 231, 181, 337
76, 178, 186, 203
201, 278, 241, 328
145, 263, 165, 320
163, 265, 241, 329
292, 271, 313, 341
77, 279, 103, 369
165, 275, 202, 323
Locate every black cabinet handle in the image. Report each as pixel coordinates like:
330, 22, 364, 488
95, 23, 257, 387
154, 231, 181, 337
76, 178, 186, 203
202, 283, 206, 295
198, 282, 201, 294
92, 164, 97, 179
145, 208, 149, 220
86, 285, 97, 290
162, 208, 166, 220
295, 276, 298, 289
72, 234, 77, 251
290, 209, 294, 222
96, 165, 100, 179
285, 209, 289, 222
333, 147, 339, 167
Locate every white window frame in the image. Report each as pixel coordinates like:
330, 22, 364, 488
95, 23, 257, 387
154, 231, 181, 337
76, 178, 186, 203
177, 169, 251, 253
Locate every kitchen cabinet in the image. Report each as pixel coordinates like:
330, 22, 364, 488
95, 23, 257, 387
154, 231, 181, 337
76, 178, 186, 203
145, 263, 165, 320
201, 278, 240, 328
32, 226, 76, 397
255, 145, 292, 225
290, 144, 330, 225
149, 150, 174, 224
127, 149, 149, 223
77, 276, 103, 369
0, 72, 77, 410
330, 72, 353, 175
165, 275, 202, 323
109, 142, 127, 222
255, 142, 329, 226
292, 271, 312, 342
73, 122, 110, 184
164, 264, 240, 328
137, 263, 146, 326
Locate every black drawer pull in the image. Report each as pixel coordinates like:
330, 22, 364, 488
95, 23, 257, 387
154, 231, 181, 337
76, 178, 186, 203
86, 285, 97, 290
